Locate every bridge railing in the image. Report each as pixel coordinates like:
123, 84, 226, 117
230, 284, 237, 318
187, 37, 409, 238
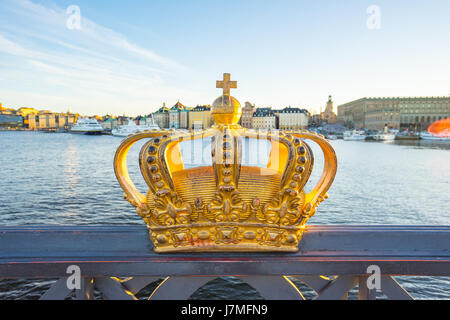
0, 225, 448, 300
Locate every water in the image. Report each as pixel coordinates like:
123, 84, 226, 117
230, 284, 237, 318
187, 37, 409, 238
0, 131, 449, 299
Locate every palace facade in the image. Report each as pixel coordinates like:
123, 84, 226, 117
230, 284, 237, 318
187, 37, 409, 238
337, 96, 450, 130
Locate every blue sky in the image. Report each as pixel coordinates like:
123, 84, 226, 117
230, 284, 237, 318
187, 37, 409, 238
0, 0, 449, 116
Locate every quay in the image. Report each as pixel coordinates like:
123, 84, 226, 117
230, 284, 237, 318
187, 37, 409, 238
0, 225, 449, 300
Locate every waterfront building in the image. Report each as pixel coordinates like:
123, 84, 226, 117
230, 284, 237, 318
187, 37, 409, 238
188, 105, 212, 129
100, 117, 117, 131
0, 114, 23, 129
0, 105, 77, 130
169, 101, 186, 129
27, 111, 77, 131
134, 115, 146, 126
153, 104, 170, 129
141, 113, 156, 127
179, 107, 192, 129
17, 107, 39, 117
240, 102, 256, 128
337, 96, 450, 130
277, 106, 309, 129
115, 116, 129, 127
17, 108, 39, 128
0, 106, 17, 115
321, 95, 337, 124
309, 113, 322, 127
252, 107, 277, 129
0, 104, 22, 129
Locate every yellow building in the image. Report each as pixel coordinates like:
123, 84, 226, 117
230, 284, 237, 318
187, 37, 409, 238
17, 108, 39, 128
27, 111, 76, 131
17, 107, 39, 117
188, 105, 212, 129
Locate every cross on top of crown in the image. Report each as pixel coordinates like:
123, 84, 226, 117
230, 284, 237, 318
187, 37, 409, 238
216, 73, 237, 96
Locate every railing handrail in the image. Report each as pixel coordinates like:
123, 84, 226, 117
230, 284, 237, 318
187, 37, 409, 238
0, 225, 448, 278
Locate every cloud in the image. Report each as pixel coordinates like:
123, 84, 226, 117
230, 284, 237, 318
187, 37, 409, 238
0, 0, 198, 115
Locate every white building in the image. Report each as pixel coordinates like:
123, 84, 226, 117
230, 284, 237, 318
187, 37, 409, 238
277, 107, 309, 129
252, 108, 277, 129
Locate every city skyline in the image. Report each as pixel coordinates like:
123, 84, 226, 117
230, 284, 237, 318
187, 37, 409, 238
1, 0, 449, 116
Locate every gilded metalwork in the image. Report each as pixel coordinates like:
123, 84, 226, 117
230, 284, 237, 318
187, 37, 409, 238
114, 73, 337, 253
216, 73, 237, 96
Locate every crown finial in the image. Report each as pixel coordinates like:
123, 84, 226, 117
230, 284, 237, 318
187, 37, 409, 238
216, 73, 237, 96
212, 73, 242, 126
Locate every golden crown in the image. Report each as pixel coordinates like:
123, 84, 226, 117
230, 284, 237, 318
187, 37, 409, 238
114, 73, 337, 253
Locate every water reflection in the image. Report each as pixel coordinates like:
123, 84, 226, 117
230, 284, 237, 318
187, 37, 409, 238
394, 139, 450, 150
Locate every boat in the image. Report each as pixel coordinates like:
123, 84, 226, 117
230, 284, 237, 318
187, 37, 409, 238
325, 134, 337, 140
419, 131, 450, 141
70, 118, 104, 135
373, 132, 396, 141
112, 118, 160, 137
395, 131, 420, 140
343, 130, 366, 141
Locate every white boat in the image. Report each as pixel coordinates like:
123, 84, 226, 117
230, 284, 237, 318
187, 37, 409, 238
373, 132, 396, 141
112, 118, 160, 137
70, 118, 104, 135
326, 134, 337, 140
420, 131, 450, 141
343, 130, 367, 141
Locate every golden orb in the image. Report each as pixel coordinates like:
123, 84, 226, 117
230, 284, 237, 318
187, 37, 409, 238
211, 95, 242, 125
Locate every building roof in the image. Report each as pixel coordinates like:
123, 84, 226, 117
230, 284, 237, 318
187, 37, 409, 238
253, 108, 275, 117
338, 96, 450, 108
242, 102, 256, 111
155, 106, 169, 113
278, 106, 308, 114
192, 105, 211, 112
170, 101, 186, 111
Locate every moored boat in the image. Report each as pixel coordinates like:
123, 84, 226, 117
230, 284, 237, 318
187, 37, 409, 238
343, 130, 366, 141
373, 132, 396, 141
420, 131, 450, 141
112, 118, 160, 137
70, 118, 104, 135
395, 131, 420, 140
